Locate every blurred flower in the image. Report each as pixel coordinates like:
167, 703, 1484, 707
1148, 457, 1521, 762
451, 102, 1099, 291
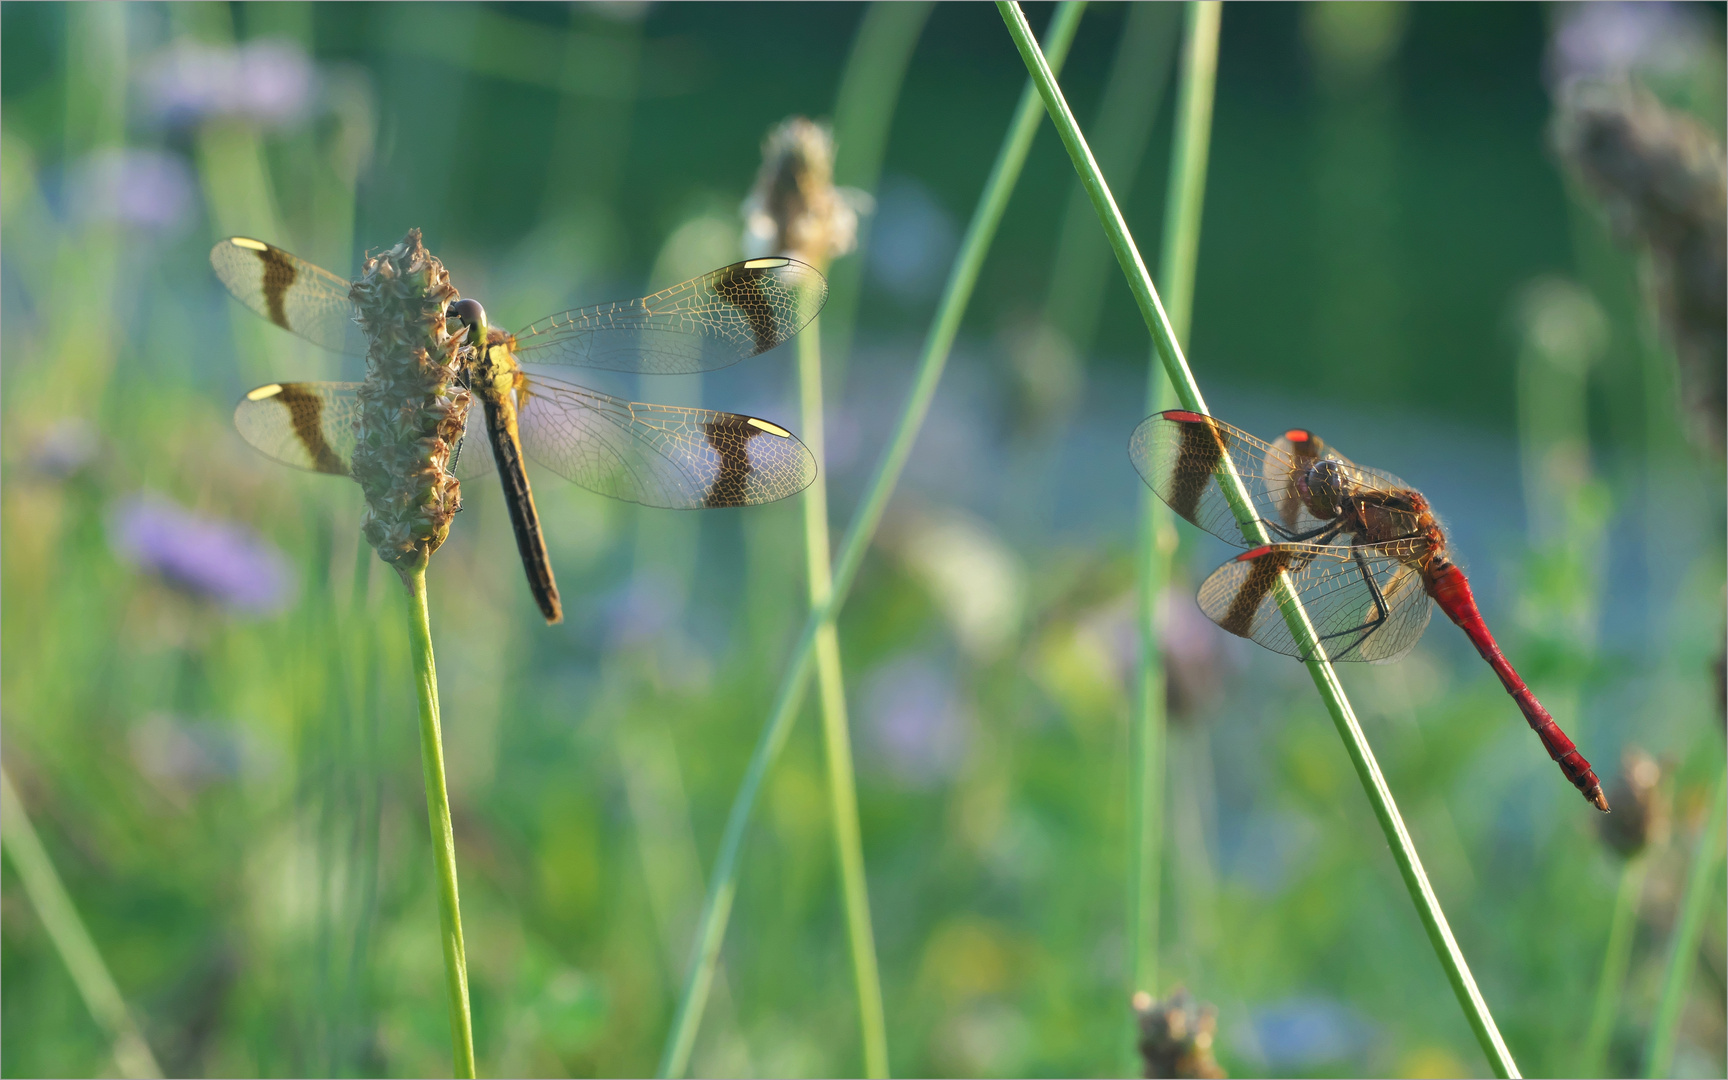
129, 711, 249, 804
139, 38, 315, 129
109, 493, 295, 614
650, 211, 740, 290
999, 316, 1084, 439
1133, 988, 1225, 1079
867, 175, 957, 304
1550, 82, 1726, 454
1546, 3, 1715, 92
741, 116, 870, 271
888, 507, 1026, 661
64, 148, 197, 232
1077, 586, 1226, 722
1301, 0, 1409, 89
602, 571, 685, 650
1516, 277, 1610, 375
1156, 585, 1226, 722
25, 418, 101, 479
861, 656, 969, 787
1245, 997, 1373, 1072
1598, 747, 1670, 856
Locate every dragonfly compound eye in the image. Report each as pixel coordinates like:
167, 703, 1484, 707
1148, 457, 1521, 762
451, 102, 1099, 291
1302, 459, 1350, 518
447, 298, 487, 330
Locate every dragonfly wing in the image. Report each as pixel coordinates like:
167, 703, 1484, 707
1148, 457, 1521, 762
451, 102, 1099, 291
211, 237, 362, 355
513, 374, 815, 508
450, 405, 496, 481
1196, 541, 1433, 663
508, 257, 828, 374
234, 382, 360, 476
1129, 411, 1414, 546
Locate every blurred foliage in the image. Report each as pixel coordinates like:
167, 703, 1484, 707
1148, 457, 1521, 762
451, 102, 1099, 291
2, 3, 1724, 1078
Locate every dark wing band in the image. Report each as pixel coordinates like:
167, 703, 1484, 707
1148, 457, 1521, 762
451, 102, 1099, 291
233, 381, 360, 476
211, 237, 362, 356
507, 257, 828, 374
1196, 540, 1433, 663
473, 374, 815, 508
1129, 410, 1408, 547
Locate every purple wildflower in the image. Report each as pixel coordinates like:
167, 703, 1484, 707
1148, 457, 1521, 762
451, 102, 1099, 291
109, 494, 295, 614
1546, 2, 1714, 92
603, 571, 685, 650
139, 38, 314, 129
26, 419, 100, 479
66, 148, 197, 232
861, 657, 970, 787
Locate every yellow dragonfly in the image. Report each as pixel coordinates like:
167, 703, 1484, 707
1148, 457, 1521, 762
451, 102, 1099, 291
213, 236, 826, 624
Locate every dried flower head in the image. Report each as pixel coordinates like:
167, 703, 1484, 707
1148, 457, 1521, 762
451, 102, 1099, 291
1551, 83, 1727, 454
1133, 988, 1226, 1079
1598, 746, 1670, 856
347, 229, 471, 572
742, 116, 867, 270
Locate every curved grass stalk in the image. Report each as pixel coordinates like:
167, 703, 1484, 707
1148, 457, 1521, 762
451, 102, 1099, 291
1644, 762, 1728, 1077
657, 7, 1089, 1074
996, 4, 1521, 1076
402, 564, 476, 1079
1580, 854, 1648, 1076
1130, 0, 1219, 1021
0, 767, 162, 1079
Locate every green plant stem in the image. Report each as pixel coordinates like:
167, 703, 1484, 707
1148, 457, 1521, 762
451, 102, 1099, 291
1130, 0, 1219, 1016
997, 4, 1521, 1076
401, 563, 476, 1079
1581, 854, 1648, 1076
798, 320, 889, 1077
1645, 763, 1728, 1078
657, 7, 1087, 1074
1, 767, 162, 1080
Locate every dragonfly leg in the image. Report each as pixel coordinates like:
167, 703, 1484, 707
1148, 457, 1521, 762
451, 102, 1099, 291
1265, 518, 1347, 544
1304, 546, 1391, 660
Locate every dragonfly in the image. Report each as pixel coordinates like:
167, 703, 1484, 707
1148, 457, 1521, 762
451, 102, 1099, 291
212, 236, 826, 625
1130, 409, 1609, 812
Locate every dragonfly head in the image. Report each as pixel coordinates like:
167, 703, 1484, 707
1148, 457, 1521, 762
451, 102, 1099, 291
447, 298, 488, 337
1297, 458, 1351, 519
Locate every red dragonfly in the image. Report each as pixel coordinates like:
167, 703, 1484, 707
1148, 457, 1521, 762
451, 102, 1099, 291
1130, 409, 1609, 812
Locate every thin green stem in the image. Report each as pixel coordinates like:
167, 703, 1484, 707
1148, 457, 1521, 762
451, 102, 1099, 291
1581, 854, 1648, 1076
1, 767, 162, 1079
1645, 763, 1728, 1078
997, 4, 1520, 1076
798, 320, 889, 1076
1130, 0, 1219, 1017
657, 7, 1088, 1073
401, 563, 476, 1079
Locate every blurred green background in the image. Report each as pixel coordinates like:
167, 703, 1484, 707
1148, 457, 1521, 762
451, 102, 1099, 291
2, 2, 1724, 1077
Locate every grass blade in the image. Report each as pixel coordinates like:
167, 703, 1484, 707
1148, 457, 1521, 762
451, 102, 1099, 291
996, 3, 1521, 1075
0, 767, 163, 1079
1131, 0, 1220, 1022
1581, 854, 1648, 1076
1644, 762, 1728, 1077
657, 7, 1089, 1074
402, 565, 476, 1078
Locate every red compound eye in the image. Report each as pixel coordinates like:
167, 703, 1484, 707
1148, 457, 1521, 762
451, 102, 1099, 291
1285, 429, 1310, 443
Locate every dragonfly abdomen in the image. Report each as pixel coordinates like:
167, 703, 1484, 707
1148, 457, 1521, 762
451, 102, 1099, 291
482, 395, 562, 625
1426, 560, 1608, 811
